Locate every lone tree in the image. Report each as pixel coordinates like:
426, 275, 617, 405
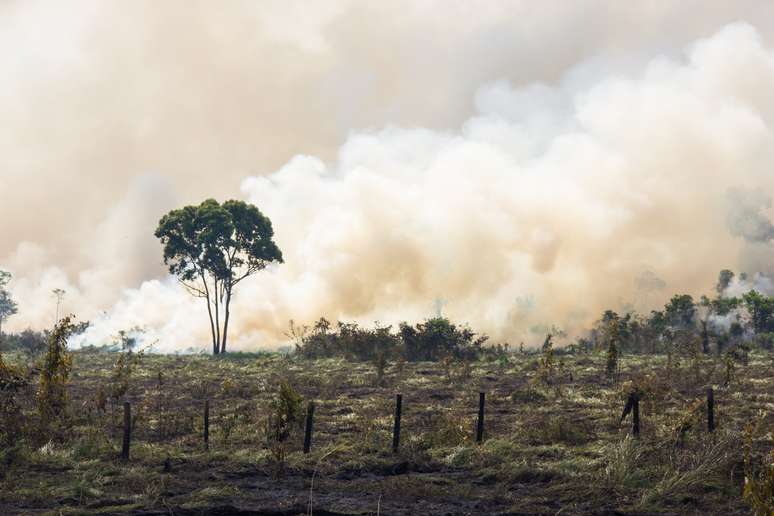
0, 270, 18, 337
155, 199, 283, 354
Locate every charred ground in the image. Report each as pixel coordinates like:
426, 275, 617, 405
0, 347, 771, 515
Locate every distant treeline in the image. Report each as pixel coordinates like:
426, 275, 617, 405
581, 270, 774, 358
293, 269, 774, 362
2, 269, 772, 361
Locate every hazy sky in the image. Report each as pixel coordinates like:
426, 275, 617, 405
3, 1, 774, 349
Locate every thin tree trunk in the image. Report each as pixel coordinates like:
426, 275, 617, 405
200, 273, 218, 354
213, 279, 221, 353
222, 287, 232, 353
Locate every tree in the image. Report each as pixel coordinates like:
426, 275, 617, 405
155, 199, 283, 354
0, 270, 18, 337
742, 290, 774, 335
664, 294, 696, 329
716, 269, 735, 295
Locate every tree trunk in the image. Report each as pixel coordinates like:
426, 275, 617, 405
221, 287, 232, 354
213, 280, 221, 354
201, 274, 219, 354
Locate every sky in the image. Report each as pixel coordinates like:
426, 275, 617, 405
2, 1, 774, 350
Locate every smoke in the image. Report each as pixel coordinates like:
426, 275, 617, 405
4, 3, 774, 349
726, 189, 774, 243
722, 272, 774, 299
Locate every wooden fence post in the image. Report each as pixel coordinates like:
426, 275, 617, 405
476, 392, 485, 443
707, 387, 715, 433
392, 394, 402, 453
632, 394, 640, 438
620, 392, 640, 438
303, 402, 315, 454
204, 400, 210, 450
121, 402, 131, 460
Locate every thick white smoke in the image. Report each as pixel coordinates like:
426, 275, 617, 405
4, 7, 774, 350
58, 23, 774, 350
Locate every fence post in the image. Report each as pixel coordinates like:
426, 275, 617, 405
707, 387, 715, 433
476, 392, 485, 443
204, 400, 210, 450
303, 402, 315, 454
392, 394, 402, 453
121, 402, 131, 460
632, 394, 640, 438
621, 393, 640, 438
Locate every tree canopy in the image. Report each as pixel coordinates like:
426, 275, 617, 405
155, 199, 283, 354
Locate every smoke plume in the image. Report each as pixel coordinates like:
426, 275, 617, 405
3, 3, 774, 350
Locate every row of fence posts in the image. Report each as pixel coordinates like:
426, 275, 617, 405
117, 388, 716, 460
621, 387, 716, 438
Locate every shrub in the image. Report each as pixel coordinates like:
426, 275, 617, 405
400, 317, 486, 362
107, 347, 143, 404
601, 435, 644, 488
37, 316, 75, 428
0, 352, 28, 446
535, 334, 555, 385
295, 318, 400, 361
295, 316, 485, 363
265, 380, 304, 477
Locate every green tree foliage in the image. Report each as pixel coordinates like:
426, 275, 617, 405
742, 290, 774, 334
0, 270, 18, 338
155, 199, 283, 354
664, 294, 696, 329
716, 269, 735, 295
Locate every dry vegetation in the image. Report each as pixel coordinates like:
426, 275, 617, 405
1, 344, 772, 515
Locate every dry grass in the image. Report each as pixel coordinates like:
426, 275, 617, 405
0, 349, 770, 514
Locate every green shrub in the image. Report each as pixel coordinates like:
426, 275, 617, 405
265, 380, 304, 477
0, 352, 27, 446
37, 316, 75, 428
295, 316, 486, 363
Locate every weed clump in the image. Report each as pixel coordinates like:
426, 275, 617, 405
600, 435, 644, 488
743, 418, 774, 515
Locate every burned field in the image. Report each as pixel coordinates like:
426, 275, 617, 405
1, 349, 771, 515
